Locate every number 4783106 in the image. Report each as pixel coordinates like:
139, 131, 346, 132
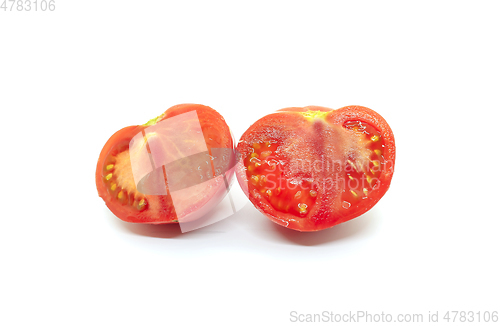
1, 0, 55, 11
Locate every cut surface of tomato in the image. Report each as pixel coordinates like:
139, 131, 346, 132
96, 104, 235, 224
236, 105, 395, 232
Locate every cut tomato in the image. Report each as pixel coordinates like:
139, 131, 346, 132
96, 104, 235, 224
236, 105, 395, 231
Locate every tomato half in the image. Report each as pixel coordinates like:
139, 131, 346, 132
236, 105, 395, 232
96, 104, 235, 224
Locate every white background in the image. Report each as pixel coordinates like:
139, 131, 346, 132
1, 1, 499, 325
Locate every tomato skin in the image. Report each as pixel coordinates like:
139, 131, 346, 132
236, 105, 395, 232
96, 104, 234, 224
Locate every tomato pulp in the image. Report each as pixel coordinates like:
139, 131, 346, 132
236, 105, 395, 232
96, 104, 235, 224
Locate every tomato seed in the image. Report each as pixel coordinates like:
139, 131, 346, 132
137, 198, 147, 211
298, 203, 308, 215
260, 151, 272, 158
251, 175, 259, 185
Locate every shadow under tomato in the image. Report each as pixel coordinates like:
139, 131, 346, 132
104, 201, 378, 243
264, 208, 379, 246
106, 209, 184, 238
119, 222, 184, 238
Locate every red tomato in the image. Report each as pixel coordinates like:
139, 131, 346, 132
96, 104, 235, 224
236, 105, 395, 232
